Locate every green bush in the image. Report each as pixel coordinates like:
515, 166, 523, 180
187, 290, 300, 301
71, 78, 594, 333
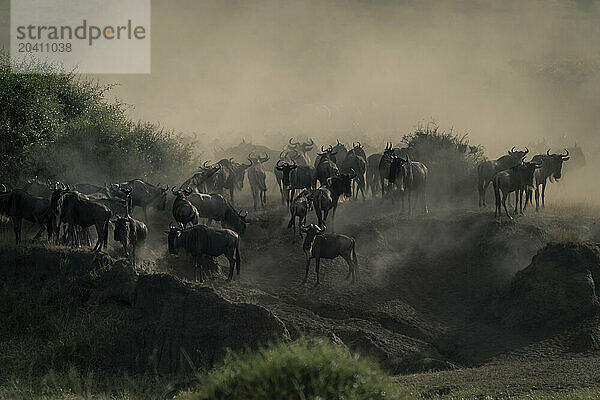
402, 122, 485, 204
176, 339, 402, 400
0, 50, 192, 187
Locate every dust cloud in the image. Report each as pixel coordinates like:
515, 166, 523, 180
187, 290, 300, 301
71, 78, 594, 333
91, 0, 599, 155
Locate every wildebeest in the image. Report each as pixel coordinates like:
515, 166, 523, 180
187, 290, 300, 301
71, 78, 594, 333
300, 224, 358, 285
50, 188, 111, 251
276, 157, 314, 205
493, 161, 542, 219
171, 187, 199, 228
525, 149, 570, 212
112, 215, 148, 264
275, 158, 297, 204
478, 146, 529, 207
166, 223, 241, 282
389, 155, 429, 215
340, 143, 367, 200
207, 158, 252, 205
288, 189, 313, 240
0, 184, 7, 193
0, 189, 50, 244
287, 137, 314, 166
366, 153, 382, 197
187, 193, 248, 235
179, 161, 222, 193
314, 146, 339, 187
114, 179, 168, 223
312, 170, 355, 230
247, 153, 269, 210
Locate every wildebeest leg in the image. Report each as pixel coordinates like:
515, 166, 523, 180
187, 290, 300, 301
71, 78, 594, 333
12, 217, 21, 245
482, 180, 491, 207
502, 192, 512, 220
541, 181, 547, 209
252, 188, 257, 211
535, 185, 540, 212
380, 177, 385, 199
316, 209, 323, 228
342, 254, 353, 280
31, 224, 45, 243
93, 222, 103, 251
194, 255, 204, 282
514, 191, 519, 214
315, 257, 321, 286
230, 187, 235, 205
226, 250, 235, 281
303, 256, 311, 284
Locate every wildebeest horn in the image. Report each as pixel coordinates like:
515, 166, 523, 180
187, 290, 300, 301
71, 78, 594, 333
289, 137, 299, 146
261, 153, 270, 163
510, 146, 516, 153
162, 185, 168, 192
321, 145, 326, 153
349, 168, 357, 179
524, 147, 529, 155
276, 159, 286, 168
547, 148, 551, 156
305, 137, 314, 146
337, 139, 341, 146
562, 148, 570, 160
203, 160, 211, 168
171, 186, 178, 195
357, 141, 362, 148
240, 210, 248, 218
169, 222, 177, 229
279, 150, 286, 160
291, 159, 297, 167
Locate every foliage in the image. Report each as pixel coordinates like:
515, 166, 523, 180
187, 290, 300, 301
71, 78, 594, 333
0, 50, 191, 187
176, 338, 402, 400
402, 122, 486, 203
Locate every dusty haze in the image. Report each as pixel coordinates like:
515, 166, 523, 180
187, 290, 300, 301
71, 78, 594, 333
81, 0, 600, 155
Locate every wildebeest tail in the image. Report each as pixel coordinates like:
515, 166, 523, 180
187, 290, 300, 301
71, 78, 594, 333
351, 239, 358, 278
102, 211, 110, 249
235, 238, 241, 273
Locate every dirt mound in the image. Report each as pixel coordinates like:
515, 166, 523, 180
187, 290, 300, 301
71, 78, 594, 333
0, 247, 289, 375
498, 242, 600, 329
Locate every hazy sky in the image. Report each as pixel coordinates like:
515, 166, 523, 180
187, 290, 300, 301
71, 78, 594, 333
2, 0, 599, 154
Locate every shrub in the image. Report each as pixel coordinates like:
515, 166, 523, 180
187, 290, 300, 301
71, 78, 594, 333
176, 338, 402, 400
0, 50, 192, 187
402, 122, 485, 204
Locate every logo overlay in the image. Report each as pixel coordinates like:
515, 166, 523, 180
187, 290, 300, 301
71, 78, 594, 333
11, 0, 150, 74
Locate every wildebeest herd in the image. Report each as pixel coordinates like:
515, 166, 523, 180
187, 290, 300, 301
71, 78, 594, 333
0, 138, 571, 285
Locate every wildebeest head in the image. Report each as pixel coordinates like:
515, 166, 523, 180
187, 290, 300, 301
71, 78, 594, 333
301, 223, 324, 250
301, 138, 314, 153
544, 148, 570, 180
276, 159, 298, 188
233, 159, 252, 190
48, 182, 70, 234
166, 222, 182, 254
224, 205, 248, 235
507, 146, 529, 163
172, 186, 193, 198
328, 170, 355, 198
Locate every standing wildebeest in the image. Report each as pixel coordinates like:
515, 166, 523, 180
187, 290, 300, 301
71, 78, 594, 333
389, 155, 429, 215
179, 161, 222, 193
312, 170, 355, 231
301, 224, 358, 285
276, 158, 314, 205
314, 146, 339, 187
274, 149, 297, 204
51, 189, 111, 251
366, 153, 383, 197
493, 161, 541, 219
340, 143, 367, 200
166, 223, 241, 282
287, 137, 314, 166
114, 179, 168, 223
478, 146, 529, 207
113, 215, 147, 264
275, 158, 297, 204
288, 189, 313, 240
0, 189, 50, 244
525, 149, 570, 212
208, 158, 252, 205
172, 187, 199, 228
247, 153, 269, 210
187, 193, 248, 235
